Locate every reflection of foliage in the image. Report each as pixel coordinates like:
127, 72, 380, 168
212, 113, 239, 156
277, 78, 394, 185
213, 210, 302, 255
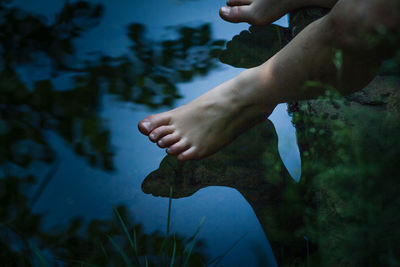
290, 84, 400, 266
120, 23, 225, 107
0, 0, 103, 68
273, 8, 400, 265
0, 0, 111, 170
220, 24, 290, 68
0, 0, 225, 170
1, 0, 225, 265
286, 7, 400, 255
0, 174, 207, 266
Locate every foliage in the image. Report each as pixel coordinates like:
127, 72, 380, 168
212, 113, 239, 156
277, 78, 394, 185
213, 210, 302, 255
0, 0, 225, 171
0, 1, 225, 266
289, 86, 400, 266
0, 179, 207, 266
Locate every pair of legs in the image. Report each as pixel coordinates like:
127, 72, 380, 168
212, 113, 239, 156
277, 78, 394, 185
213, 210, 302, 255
138, 0, 400, 161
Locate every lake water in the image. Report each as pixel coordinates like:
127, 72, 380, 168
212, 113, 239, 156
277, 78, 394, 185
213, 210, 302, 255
4, 0, 400, 266
1, 0, 308, 266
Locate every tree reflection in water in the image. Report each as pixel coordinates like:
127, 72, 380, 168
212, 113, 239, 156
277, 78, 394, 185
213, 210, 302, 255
1, 0, 225, 265
2, 0, 400, 265
1, 0, 225, 170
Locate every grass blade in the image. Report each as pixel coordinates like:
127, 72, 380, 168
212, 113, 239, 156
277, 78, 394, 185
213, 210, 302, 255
160, 186, 174, 256
133, 228, 137, 252
208, 232, 248, 266
170, 235, 177, 267
107, 235, 133, 267
166, 186, 173, 237
30, 159, 60, 208
188, 217, 205, 243
114, 209, 135, 251
100, 242, 108, 259
29, 242, 48, 267
183, 217, 206, 266
114, 209, 141, 266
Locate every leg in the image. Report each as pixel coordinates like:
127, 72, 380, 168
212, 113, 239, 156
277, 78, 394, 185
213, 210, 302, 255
138, 0, 400, 161
219, 0, 338, 25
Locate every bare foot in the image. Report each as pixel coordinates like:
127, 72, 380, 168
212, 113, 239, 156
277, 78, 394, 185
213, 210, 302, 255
219, 0, 337, 25
138, 67, 276, 161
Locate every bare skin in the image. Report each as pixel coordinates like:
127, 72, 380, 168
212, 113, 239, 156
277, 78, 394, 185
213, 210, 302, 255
219, 0, 338, 25
138, 0, 400, 161
138, 68, 276, 160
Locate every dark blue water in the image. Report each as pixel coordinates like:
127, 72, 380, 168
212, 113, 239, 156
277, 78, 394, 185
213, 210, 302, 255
1, 0, 305, 265
4, 0, 400, 265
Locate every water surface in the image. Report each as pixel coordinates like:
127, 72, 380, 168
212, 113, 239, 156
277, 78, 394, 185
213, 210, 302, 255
1, 0, 300, 265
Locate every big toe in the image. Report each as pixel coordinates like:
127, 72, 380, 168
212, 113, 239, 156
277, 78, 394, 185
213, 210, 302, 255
219, 5, 253, 23
138, 114, 170, 135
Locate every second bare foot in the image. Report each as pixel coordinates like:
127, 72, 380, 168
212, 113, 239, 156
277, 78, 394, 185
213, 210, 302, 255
219, 0, 337, 25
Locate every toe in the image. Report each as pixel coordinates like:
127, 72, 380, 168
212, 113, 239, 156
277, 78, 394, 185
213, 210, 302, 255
226, 0, 252, 7
138, 114, 171, 135
149, 125, 174, 142
219, 5, 253, 23
157, 133, 180, 148
166, 139, 190, 155
177, 147, 198, 161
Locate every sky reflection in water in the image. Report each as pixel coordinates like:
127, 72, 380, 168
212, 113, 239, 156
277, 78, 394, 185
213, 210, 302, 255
1, 0, 302, 265
3, 1, 400, 266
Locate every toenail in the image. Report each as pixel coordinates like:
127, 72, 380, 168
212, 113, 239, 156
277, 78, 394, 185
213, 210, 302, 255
150, 133, 155, 139
141, 121, 151, 131
158, 140, 163, 146
221, 6, 230, 15
166, 148, 171, 153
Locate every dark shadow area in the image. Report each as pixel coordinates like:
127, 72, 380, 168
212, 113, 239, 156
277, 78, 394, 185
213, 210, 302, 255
220, 24, 290, 68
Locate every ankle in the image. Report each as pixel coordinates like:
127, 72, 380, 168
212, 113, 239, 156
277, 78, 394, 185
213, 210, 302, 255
231, 67, 278, 118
